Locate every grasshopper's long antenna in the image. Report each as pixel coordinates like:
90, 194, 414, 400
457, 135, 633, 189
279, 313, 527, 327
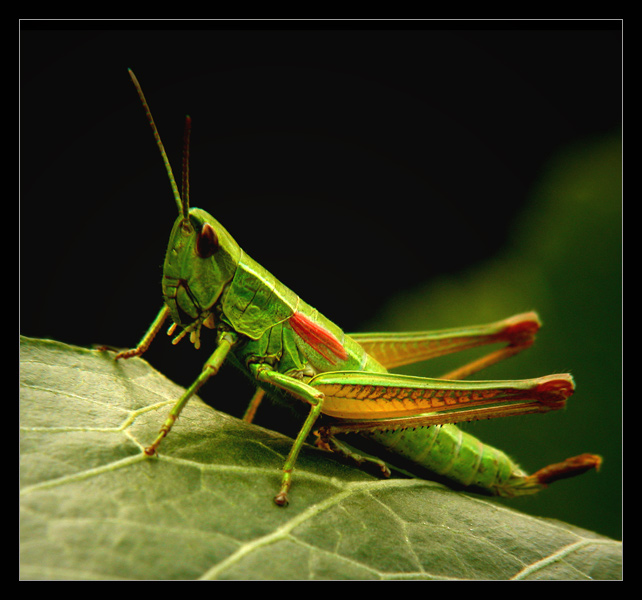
127, 69, 190, 223
181, 114, 191, 214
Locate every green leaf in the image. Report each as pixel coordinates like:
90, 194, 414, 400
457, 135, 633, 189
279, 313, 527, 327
20, 336, 622, 580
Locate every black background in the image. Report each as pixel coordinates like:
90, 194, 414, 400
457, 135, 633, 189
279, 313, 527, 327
21, 21, 622, 534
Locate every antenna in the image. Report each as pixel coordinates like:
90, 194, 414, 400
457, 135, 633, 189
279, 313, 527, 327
181, 115, 191, 215
127, 69, 190, 223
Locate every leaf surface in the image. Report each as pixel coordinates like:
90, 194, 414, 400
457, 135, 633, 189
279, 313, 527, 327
20, 337, 622, 580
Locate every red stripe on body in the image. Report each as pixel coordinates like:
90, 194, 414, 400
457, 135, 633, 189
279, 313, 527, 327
289, 311, 348, 365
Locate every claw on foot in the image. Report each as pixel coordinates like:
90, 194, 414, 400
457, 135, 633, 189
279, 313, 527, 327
273, 492, 289, 507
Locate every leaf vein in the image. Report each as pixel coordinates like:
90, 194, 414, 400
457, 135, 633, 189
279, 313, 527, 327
510, 539, 620, 580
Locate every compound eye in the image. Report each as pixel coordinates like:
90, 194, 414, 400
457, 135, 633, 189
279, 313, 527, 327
196, 222, 219, 258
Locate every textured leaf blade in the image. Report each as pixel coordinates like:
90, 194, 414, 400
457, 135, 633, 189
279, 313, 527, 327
20, 336, 622, 580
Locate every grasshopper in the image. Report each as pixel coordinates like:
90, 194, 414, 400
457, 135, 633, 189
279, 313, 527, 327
115, 69, 601, 506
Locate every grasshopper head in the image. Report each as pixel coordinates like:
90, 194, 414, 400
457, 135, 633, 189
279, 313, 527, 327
127, 70, 242, 348
162, 208, 241, 334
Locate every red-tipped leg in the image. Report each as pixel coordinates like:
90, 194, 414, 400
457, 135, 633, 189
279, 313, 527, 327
529, 453, 603, 486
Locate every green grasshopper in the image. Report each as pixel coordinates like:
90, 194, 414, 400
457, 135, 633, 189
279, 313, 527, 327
115, 69, 601, 506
